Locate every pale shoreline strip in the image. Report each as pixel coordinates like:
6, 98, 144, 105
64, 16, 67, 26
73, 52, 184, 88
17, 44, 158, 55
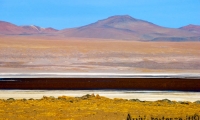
0, 90, 199, 102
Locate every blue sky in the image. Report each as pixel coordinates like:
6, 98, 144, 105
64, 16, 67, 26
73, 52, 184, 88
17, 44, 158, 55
0, 0, 199, 30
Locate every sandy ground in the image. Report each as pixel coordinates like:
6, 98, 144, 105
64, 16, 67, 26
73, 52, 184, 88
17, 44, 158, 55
0, 35, 200, 74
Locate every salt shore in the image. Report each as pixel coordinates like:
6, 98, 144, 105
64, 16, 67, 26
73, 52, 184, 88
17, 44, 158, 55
0, 90, 199, 102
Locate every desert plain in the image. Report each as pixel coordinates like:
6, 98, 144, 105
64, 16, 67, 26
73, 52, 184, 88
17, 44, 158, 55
0, 35, 200, 74
0, 36, 200, 119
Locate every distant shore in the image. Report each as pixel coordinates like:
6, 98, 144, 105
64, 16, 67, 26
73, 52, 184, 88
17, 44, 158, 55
0, 90, 200, 102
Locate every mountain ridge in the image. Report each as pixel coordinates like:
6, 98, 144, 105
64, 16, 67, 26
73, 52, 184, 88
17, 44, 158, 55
179, 24, 200, 34
59, 15, 200, 41
21, 25, 58, 33
0, 21, 58, 35
0, 15, 200, 41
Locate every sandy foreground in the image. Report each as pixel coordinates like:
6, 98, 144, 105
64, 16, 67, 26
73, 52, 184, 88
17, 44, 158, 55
0, 35, 200, 73
0, 92, 200, 120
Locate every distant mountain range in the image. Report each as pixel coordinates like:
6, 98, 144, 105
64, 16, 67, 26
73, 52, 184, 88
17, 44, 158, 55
0, 21, 58, 34
1, 15, 200, 41
179, 24, 200, 33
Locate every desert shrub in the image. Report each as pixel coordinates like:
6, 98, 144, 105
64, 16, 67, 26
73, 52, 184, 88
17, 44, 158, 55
7, 98, 15, 102
194, 100, 200, 104
129, 99, 141, 102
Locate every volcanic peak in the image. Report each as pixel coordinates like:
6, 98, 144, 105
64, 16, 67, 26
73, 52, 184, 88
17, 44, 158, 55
180, 24, 200, 30
179, 24, 200, 33
96, 15, 139, 25
104, 15, 138, 22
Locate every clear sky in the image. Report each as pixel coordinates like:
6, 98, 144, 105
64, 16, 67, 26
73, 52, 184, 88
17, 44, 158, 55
0, 0, 199, 30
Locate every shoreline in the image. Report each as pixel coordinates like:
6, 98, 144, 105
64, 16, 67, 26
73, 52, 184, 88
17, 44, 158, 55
0, 90, 200, 102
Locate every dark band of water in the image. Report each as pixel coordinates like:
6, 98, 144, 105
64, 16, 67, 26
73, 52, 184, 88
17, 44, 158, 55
0, 78, 200, 91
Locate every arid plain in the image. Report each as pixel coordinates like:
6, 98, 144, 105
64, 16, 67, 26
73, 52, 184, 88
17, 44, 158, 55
0, 95, 200, 120
0, 35, 200, 74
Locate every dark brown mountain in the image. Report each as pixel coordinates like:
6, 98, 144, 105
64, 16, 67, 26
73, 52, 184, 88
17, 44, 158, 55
59, 15, 200, 41
179, 24, 200, 33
